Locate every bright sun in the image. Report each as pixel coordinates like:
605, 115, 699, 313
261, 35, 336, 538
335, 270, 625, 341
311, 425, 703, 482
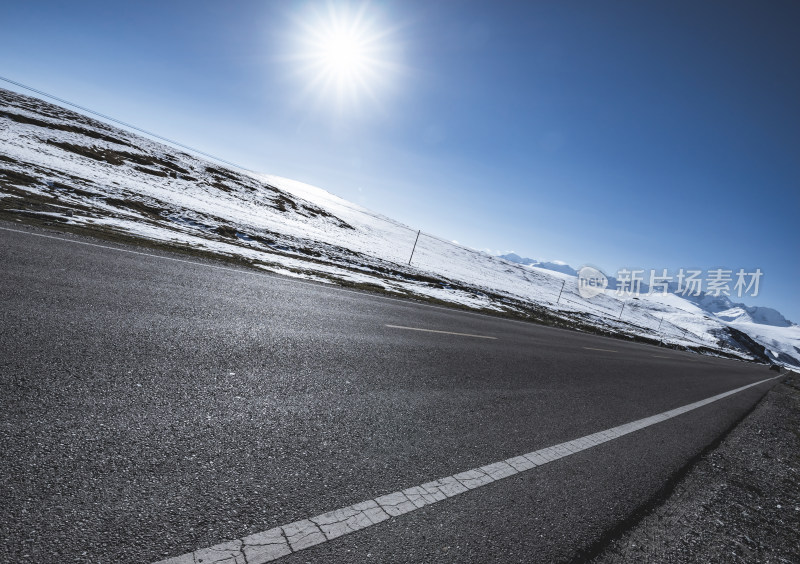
322, 31, 367, 76
292, 3, 397, 110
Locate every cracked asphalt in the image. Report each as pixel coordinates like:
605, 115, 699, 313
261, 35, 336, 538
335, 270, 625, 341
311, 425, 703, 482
0, 224, 778, 563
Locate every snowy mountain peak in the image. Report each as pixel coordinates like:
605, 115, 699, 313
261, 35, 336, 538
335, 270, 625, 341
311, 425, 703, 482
500, 253, 578, 276
683, 294, 793, 327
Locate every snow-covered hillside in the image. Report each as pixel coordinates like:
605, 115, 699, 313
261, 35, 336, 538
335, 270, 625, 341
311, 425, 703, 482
1, 87, 797, 368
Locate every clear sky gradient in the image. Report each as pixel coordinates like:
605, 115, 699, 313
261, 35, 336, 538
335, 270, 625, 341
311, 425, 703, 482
2, 1, 798, 320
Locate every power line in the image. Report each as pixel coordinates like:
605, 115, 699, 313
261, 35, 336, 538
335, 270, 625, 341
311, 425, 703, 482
0, 75, 253, 173
0, 75, 405, 222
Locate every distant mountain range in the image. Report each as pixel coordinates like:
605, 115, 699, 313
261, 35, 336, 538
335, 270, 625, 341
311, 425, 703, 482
499, 253, 578, 277
683, 294, 793, 327
500, 253, 794, 328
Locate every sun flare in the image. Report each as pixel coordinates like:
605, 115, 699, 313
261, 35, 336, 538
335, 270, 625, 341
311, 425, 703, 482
292, 3, 398, 110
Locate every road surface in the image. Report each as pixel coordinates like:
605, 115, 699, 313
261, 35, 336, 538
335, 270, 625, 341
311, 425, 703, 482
0, 223, 778, 563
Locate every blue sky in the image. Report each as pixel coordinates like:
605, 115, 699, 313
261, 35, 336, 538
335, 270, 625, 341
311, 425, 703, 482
2, 1, 798, 320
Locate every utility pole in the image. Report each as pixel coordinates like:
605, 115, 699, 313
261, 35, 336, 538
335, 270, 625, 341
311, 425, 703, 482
618, 301, 626, 320
657, 315, 664, 331
556, 280, 565, 304
408, 230, 421, 265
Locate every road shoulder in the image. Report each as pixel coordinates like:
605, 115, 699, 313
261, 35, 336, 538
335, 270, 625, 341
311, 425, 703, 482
593, 371, 800, 563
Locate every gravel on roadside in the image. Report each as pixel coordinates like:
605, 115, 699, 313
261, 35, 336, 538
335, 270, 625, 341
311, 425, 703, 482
594, 371, 800, 564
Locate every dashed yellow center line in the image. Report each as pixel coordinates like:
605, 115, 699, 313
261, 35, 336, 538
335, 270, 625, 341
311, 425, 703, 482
385, 324, 497, 340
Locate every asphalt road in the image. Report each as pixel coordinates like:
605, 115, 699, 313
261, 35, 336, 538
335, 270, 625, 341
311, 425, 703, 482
0, 223, 778, 563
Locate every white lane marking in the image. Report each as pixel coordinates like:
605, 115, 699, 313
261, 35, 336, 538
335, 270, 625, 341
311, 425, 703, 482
0, 226, 747, 365
385, 324, 497, 340
0, 225, 274, 274
153, 374, 782, 564
0, 225, 507, 325
583, 346, 617, 353
652, 355, 672, 359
